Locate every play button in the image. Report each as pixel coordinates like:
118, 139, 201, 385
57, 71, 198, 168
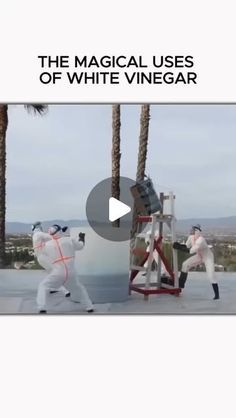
109, 198, 131, 222
85, 176, 147, 242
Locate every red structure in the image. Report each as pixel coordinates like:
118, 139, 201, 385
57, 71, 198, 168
130, 206, 181, 299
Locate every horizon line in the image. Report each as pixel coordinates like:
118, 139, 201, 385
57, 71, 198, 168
5, 214, 236, 224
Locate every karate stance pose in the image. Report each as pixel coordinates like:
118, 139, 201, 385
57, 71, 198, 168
173, 224, 219, 300
32, 222, 70, 297
36, 224, 94, 313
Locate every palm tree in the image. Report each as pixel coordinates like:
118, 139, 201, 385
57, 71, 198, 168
136, 104, 150, 182
111, 104, 121, 227
0, 104, 48, 267
131, 104, 151, 240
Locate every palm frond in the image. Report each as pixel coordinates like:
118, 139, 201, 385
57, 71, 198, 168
24, 104, 48, 115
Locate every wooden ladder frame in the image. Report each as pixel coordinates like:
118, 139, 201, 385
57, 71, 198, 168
129, 192, 180, 299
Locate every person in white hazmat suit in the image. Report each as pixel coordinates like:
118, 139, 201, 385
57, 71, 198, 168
173, 224, 219, 299
31, 222, 70, 297
36, 224, 94, 313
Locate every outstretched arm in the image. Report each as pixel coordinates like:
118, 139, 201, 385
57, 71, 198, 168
173, 242, 190, 253
71, 233, 85, 251
71, 239, 84, 251
185, 235, 194, 249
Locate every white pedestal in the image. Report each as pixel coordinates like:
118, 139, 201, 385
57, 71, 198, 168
67, 227, 130, 303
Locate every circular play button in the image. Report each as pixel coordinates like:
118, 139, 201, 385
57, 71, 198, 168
86, 176, 147, 241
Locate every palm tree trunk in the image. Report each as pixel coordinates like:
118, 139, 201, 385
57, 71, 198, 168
0, 105, 8, 267
131, 104, 151, 241
136, 104, 150, 182
111, 105, 121, 227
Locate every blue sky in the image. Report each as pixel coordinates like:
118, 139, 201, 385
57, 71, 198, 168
6, 104, 236, 222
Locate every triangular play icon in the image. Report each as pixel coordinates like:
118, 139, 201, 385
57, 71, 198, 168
109, 197, 131, 222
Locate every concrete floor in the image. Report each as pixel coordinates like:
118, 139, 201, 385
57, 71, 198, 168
0, 269, 235, 314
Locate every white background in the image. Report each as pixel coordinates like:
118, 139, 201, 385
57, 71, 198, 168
0, 0, 236, 102
1, 1, 236, 417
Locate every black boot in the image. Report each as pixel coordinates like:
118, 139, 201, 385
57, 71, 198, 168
179, 271, 188, 289
212, 283, 220, 300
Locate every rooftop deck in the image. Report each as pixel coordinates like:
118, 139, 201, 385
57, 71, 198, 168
0, 270, 235, 314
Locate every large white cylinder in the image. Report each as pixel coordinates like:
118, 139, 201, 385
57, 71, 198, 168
67, 226, 130, 303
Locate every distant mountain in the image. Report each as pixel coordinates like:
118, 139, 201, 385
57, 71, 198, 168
6, 220, 89, 234
5, 216, 236, 235
176, 216, 236, 234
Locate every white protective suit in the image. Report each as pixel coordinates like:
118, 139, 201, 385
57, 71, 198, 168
32, 228, 53, 271
32, 227, 69, 296
181, 231, 216, 283
36, 233, 93, 312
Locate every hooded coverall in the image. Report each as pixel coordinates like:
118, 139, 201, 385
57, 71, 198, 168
32, 229, 52, 271
36, 234, 93, 311
181, 231, 216, 283
32, 229, 69, 295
